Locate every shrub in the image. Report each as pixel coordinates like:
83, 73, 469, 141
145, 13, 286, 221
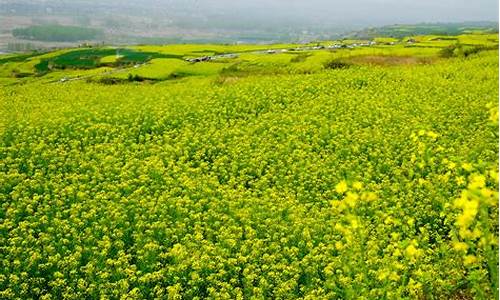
323, 59, 351, 70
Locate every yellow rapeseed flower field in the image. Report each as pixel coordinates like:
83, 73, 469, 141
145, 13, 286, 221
0, 34, 498, 299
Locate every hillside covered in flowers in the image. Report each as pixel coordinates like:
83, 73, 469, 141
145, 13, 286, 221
0, 34, 498, 299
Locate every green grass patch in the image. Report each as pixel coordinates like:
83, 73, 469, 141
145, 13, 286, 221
34, 48, 183, 71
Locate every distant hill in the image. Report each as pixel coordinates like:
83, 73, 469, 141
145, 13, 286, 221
12, 25, 103, 42
345, 22, 499, 39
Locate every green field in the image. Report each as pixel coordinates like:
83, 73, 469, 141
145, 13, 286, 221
0, 33, 498, 299
350, 22, 498, 39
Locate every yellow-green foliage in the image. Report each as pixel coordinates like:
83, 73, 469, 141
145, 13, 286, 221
1, 34, 495, 83
374, 37, 399, 43
0, 37, 498, 299
341, 39, 372, 44
100, 55, 120, 64
133, 43, 299, 57
458, 34, 499, 46
113, 58, 189, 79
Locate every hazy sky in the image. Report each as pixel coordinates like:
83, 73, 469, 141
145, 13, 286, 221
190, 0, 499, 24
1, 0, 498, 29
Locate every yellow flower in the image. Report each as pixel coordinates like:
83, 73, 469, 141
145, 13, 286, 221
388, 272, 400, 281
405, 244, 420, 257
461, 163, 473, 172
393, 249, 402, 257
426, 131, 439, 139
377, 269, 390, 281
344, 192, 359, 207
361, 192, 378, 201
456, 176, 466, 186
452, 241, 468, 252
468, 174, 486, 189
335, 241, 344, 250
463, 255, 477, 266
335, 180, 348, 194
349, 216, 360, 229
471, 228, 482, 239
480, 188, 494, 198
488, 170, 498, 182
408, 278, 423, 295
352, 181, 363, 190
324, 264, 335, 276
456, 199, 478, 229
